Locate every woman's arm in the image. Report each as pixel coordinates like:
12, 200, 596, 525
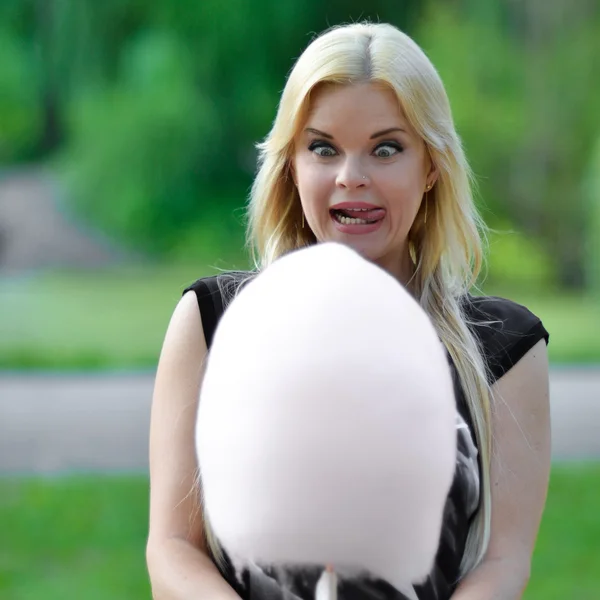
146, 291, 241, 599
451, 338, 551, 599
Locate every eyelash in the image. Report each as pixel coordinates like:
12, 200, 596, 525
307, 140, 404, 158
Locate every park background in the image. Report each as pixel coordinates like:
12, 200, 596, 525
0, 0, 599, 598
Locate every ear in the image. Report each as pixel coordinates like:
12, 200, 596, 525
425, 161, 439, 190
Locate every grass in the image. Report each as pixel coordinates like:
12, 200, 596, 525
0, 475, 151, 600
0, 464, 598, 599
0, 265, 598, 370
526, 463, 600, 599
0, 264, 225, 370
484, 287, 600, 365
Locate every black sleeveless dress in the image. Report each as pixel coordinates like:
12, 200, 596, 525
183, 271, 550, 600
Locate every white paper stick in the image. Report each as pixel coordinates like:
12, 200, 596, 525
315, 567, 337, 600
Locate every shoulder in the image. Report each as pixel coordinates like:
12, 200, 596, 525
182, 270, 256, 348
461, 294, 550, 384
183, 270, 254, 300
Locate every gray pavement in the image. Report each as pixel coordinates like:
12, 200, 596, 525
0, 369, 598, 474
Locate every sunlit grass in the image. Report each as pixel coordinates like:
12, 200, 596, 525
0, 263, 229, 370
0, 464, 598, 599
525, 463, 600, 599
0, 266, 598, 370
0, 475, 151, 600
483, 288, 600, 365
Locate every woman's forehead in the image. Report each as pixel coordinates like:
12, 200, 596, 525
303, 82, 412, 134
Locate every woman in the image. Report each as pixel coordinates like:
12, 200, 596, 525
146, 22, 551, 600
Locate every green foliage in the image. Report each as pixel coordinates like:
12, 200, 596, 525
419, 2, 600, 289
584, 137, 600, 296
0, 29, 41, 160
0, 0, 599, 290
165, 205, 250, 268
484, 221, 556, 292
51, 1, 425, 255
60, 30, 223, 253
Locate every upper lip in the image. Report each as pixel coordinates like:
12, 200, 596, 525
330, 201, 384, 211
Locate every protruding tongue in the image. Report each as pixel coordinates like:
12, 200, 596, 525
337, 208, 386, 220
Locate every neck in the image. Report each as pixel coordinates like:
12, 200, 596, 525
375, 245, 417, 295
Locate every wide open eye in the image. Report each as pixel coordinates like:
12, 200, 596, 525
373, 142, 403, 158
308, 141, 338, 157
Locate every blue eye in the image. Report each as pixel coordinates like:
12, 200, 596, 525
308, 142, 338, 157
374, 143, 402, 158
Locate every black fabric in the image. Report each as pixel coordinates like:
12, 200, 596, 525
183, 271, 251, 349
462, 294, 550, 384
183, 273, 549, 600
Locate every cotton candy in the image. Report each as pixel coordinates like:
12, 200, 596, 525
196, 242, 457, 593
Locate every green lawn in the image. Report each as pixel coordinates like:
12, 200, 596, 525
0, 265, 217, 370
0, 464, 599, 599
485, 288, 600, 365
527, 463, 600, 599
0, 476, 151, 600
0, 265, 598, 370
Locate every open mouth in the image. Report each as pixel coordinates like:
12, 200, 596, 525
330, 208, 385, 225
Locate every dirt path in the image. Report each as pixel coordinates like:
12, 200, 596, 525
0, 368, 598, 473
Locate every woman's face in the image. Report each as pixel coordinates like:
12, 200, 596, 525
292, 82, 437, 282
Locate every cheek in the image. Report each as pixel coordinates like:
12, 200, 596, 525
296, 161, 331, 201
378, 176, 413, 209
379, 163, 424, 208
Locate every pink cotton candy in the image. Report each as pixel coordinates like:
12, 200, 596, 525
196, 243, 457, 592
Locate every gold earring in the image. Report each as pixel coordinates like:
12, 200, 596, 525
424, 183, 433, 224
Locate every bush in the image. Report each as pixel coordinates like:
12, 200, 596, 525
0, 29, 41, 161
58, 30, 227, 255
584, 138, 600, 295
484, 221, 557, 293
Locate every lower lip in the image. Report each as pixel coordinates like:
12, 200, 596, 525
330, 213, 384, 235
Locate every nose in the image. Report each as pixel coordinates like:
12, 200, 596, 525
335, 158, 369, 190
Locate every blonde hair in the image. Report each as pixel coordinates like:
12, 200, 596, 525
209, 22, 494, 580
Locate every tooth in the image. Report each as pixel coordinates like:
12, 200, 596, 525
340, 215, 368, 225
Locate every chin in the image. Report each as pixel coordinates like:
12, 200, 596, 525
330, 238, 382, 263
322, 236, 409, 280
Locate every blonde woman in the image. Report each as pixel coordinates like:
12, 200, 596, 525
146, 22, 551, 600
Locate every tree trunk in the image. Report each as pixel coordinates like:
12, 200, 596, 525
554, 243, 587, 290
35, 0, 64, 155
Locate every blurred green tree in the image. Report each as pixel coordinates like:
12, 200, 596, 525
585, 137, 600, 297
1, 0, 598, 288
0, 27, 40, 161
420, 0, 600, 290
53, 0, 424, 253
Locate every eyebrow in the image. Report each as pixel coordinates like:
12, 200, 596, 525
304, 126, 406, 139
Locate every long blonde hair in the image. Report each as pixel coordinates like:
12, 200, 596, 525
209, 22, 494, 580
